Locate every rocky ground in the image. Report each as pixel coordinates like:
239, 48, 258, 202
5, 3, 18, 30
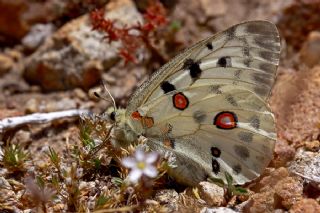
0, 0, 320, 212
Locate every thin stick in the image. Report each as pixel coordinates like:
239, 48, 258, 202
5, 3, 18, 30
0, 109, 89, 134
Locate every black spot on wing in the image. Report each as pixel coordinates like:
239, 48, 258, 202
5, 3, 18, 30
161, 81, 176, 94
210, 85, 223, 94
243, 47, 250, 57
193, 110, 206, 123
226, 94, 238, 107
211, 147, 221, 158
211, 159, 220, 174
227, 26, 236, 39
206, 43, 213, 50
244, 58, 253, 67
234, 145, 250, 160
238, 132, 253, 143
249, 115, 260, 129
217, 56, 231, 67
183, 59, 202, 79
232, 164, 242, 174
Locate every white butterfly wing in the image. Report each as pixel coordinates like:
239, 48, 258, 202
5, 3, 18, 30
125, 21, 280, 185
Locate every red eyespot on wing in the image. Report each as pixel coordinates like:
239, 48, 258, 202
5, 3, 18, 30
172, 92, 189, 110
214, 111, 238, 129
131, 111, 142, 120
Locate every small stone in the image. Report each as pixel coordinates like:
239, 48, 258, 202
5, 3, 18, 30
22, 23, 55, 50
154, 189, 179, 212
300, 31, 320, 67
289, 149, 320, 184
259, 167, 289, 188
305, 140, 320, 152
25, 98, 39, 113
0, 54, 14, 75
52, 203, 65, 212
73, 88, 87, 100
102, 73, 117, 85
199, 0, 226, 17
13, 130, 31, 146
0, 177, 11, 189
289, 198, 320, 213
0, 0, 51, 40
273, 139, 295, 167
275, 177, 303, 209
197, 181, 225, 206
277, 1, 320, 50
45, 98, 77, 112
250, 190, 275, 213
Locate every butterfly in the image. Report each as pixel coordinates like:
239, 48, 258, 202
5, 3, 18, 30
108, 20, 280, 186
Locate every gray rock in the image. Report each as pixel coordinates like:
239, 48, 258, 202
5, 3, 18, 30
300, 31, 320, 68
289, 149, 320, 184
154, 189, 179, 212
24, 0, 142, 91
22, 23, 55, 50
198, 181, 225, 206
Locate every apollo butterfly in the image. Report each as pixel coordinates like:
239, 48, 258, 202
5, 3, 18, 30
108, 21, 280, 185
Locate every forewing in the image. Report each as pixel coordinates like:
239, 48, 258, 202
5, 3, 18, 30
126, 20, 280, 117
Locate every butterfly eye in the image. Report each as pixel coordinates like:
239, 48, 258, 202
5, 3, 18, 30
110, 111, 116, 121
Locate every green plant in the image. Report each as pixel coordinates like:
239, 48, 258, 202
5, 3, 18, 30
2, 144, 29, 172
210, 172, 248, 200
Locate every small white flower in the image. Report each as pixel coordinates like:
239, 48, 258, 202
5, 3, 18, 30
122, 148, 158, 183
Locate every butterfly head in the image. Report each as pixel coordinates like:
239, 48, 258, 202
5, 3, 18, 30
106, 107, 123, 124
109, 110, 116, 122
106, 106, 139, 147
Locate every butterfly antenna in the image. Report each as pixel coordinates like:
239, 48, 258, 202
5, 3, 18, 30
102, 80, 117, 111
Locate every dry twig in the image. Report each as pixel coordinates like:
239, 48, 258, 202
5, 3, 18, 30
0, 109, 89, 134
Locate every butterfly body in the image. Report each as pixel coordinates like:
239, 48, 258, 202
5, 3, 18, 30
110, 21, 280, 186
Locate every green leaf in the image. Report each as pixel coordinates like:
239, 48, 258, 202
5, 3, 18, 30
169, 20, 182, 31
93, 158, 101, 169
51, 175, 59, 189
79, 125, 95, 149
208, 177, 225, 187
36, 176, 45, 189
47, 147, 60, 167
225, 172, 233, 185
3, 144, 29, 170
95, 194, 109, 208
233, 187, 248, 195
111, 177, 123, 186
